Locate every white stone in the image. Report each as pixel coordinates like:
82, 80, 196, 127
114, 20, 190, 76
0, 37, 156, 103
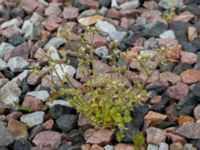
0, 18, 22, 29
160, 30, 176, 39
44, 37, 66, 51
111, 0, 118, 8
26, 90, 50, 102
159, 142, 169, 150
95, 46, 109, 58
0, 59, 8, 70
20, 111, 45, 128
109, 31, 127, 42
47, 100, 73, 108
119, 0, 140, 10
52, 64, 76, 79
95, 20, 116, 35
0, 42, 14, 59
8, 57, 29, 72
147, 144, 159, 150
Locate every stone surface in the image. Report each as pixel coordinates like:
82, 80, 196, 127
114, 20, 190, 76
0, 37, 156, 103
26, 90, 50, 102
52, 64, 76, 79
78, 15, 104, 26
144, 111, 167, 125
178, 116, 195, 126
13, 139, 32, 150
20, 111, 45, 128
8, 57, 29, 72
86, 129, 114, 145
159, 30, 176, 39
159, 142, 169, 150
147, 144, 158, 150
95, 20, 116, 35
44, 37, 66, 51
194, 105, 200, 120
114, 143, 134, 150
146, 127, 167, 146
193, 83, 200, 97
170, 142, 184, 150
0, 125, 15, 147
188, 26, 198, 41
176, 122, 200, 139
180, 51, 198, 64
33, 131, 61, 150
180, 69, 200, 84
63, 7, 79, 19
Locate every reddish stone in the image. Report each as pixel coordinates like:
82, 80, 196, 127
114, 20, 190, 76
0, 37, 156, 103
78, 114, 92, 127
27, 68, 48, 85
45, 3, 62, 16
23, 0, 39, 13
33, 131, 61, 150
141, 10, 162, 23
6, 112, 22, 121
43, 17, 60, 32
167, 44, 181, 62
114, 144, 134, 150
150, 96, 162, 104
166, 82, 189, 100
34, 48, 48, 64
106, 8, 120, 19
66, 32, 81, 41
180, 69, 200, 84
92, 60, 112, 74
173, 11, 194, 22
120, 17, 129, 28
144, 111, 167, 126
180, 51, 198, 64
2, 26, 20, 38
167, 132, 186, 143
166, 103, 178, 122
22, 96, 45, 112
90, 144, 103, 150
178, 116, 195, 126
84, 33, 107, 48
80, 0, 99, 9
41, 30, 50, 41
63, 7, 79, 19
194, 105, 200, 120
143, 1, 158, 10
43, 119, 54, 130
159, 72, 181, 84
86, 129, 114, 145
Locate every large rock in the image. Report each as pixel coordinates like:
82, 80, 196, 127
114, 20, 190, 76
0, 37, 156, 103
44, 37, 66, 51
0, 126, 15, 147
8, 57, 29, 72
176, 122, 200, 139
33, 131, 61, 150
180, 69, 200, 84
95, 20, 116, 36
26, 90, 50, 102
20, 111, 45, 128
0, 81, 21, 105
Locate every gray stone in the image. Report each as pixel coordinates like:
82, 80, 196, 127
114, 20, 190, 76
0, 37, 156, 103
95, 20, 116, 36
104, 145, 114, 150
8, 57, 29, 72
47, 46, 60, 61
159, 30, 176, 39
78, 9, 97, 18
119, 0, 140, 10
11, 70, 30, 86
0, 42, 14, 59
0, 79, 9, 88
26, 90, 50, 102
0, 126, 15, 147
159, 0, 183, 9
52, 64, 76, 79
95, 46, 109, 58
0, 59, 8, 70
147, 144, 159, 150
0, 18, 22, 29
0, 81, 21, 105
136, 17, 147, 26
98, 7, 108, 16
159, 142, 169, 150
44, 37, 66, 51
109, 31, 127, 42
111, 0, 118, 8
20, 111, 45, 128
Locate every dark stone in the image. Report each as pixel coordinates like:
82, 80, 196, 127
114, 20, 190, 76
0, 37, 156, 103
0, 147, 7, 150
11, 8, 25, 18
148, 90, 158, 99
186, 0, 200, 5
173, 63, 192, 74
119, 104, 149, 142
193, 83, 200, 97
143, 21, 168, 37
157, 121, 177, 129
192, 140, 200, 150
169, 22, 191, 42
194, 61, 200, 70
180, 41, 198, 52
194, 21, 200, 33
2, 8, 11, 20
28, 125, 44, 141
2, 69, 14, 80
20, 79, 31, 94
13, 139, 32, 150
185, 4, 200, 17
177, 94, 199, 116
59, 145, 81, 150
151, 97, 169, 112
68, 130, 85, 145
8, 34, 25, 47
74, 0, 89, 11
68, 56, 79, 69
146, 82, 168, 94
159, 62, 176, 72
56, 114, 77, 133
97, 0, 111, 7
49, 105, 76, 119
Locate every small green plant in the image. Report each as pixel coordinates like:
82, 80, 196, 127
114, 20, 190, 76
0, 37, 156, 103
132, 131, 145, 150
162, 0, 176, 21
14, 102, 31, 112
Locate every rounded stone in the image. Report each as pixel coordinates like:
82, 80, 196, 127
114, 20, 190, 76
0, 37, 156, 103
13, 139, 32, 150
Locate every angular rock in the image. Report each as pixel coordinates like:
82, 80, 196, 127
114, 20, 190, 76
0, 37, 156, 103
170, 142, 184, 150
13, 139, 32, 150
20, 111, 45, 128
159, 72, 181, 84
92, 60, 111, 73
44, 37, 66, 51
52, 64, 76, 79
180, 51, 198, 64
63, 7, 79, 19
178, 115, 194, 126
147, 144, 158, 150
95, 20, 116, 35
114, 143, 134, 150
33, 131, 61, 150
78, 15, 104, 26
26, 90, 50, 102
188, 26, 198, 41
176, 122, 200, 139
144, 111, 167, 125
0, 126, 15, 147
173, 11, 194, 22
159, 30, 176, 39
0, 59, 8, 70
45, 3, 62, 16
0, 42, 14, 59
22, 96, 45, 112
180, 69, 200, 84
159, 142, 169, 150
8, 57, 29, 72
119, 0, 140, 10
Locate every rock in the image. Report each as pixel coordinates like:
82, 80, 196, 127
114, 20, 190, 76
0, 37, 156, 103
180, 69, 200, 84
181, 51, 198, 64
170, 143, 184, 150
26, 91, 50, 102
159, 142, 169, 150
44, 37, 66, 51
45, 3, 62, 16
165, 83, 189, 100
173, 11, 194, 22
111, 0, 118, 8
143, 1, 158, 10
174, 63, 192, 74
86, 129, 114, 145
95, 46, 108, 58
194, 105, 200, 120
159, 30, 176, 39
0, 18, 22, 29
63, 7, 79, 19
22, 96, 45, 112
78, 15, 104, 26
104, 145, 114, 150
114, 144, 134, 150
180, 41, 198, 53
144, 111, 167, 125
147, 144, 158, 150
52, 64, 76, 79
119, 0, 140, 10
178, 116, 195, 126
188, 26, 198, 41
68, 129, 85, 145
74, 0, 89, 11
159, 0, 183, 9
159, 72, 181, 84
90, 144, 103, 150
176, 122, 200, 139
97, 0, 111, 7
146, 127, 167, 145
13, 139, 32, 150
0, 42, 14, 59
95, 20, 116, 36
22, 0, 39, 13
143, 21, 168, 37
167, 132, 186, 143
8, 119, 28, 139
8, 57, 29, 73
92, 60, 111, 73
0, 81, 21, 105
20, 111, 45, 128
33, 131, 61, 150
56, 114, 77, 133
8, 34, 25, 47
0, 59, 8, 70
166, 103, 178, 122
109, 30, 127, 42
0, 126, 15, 147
